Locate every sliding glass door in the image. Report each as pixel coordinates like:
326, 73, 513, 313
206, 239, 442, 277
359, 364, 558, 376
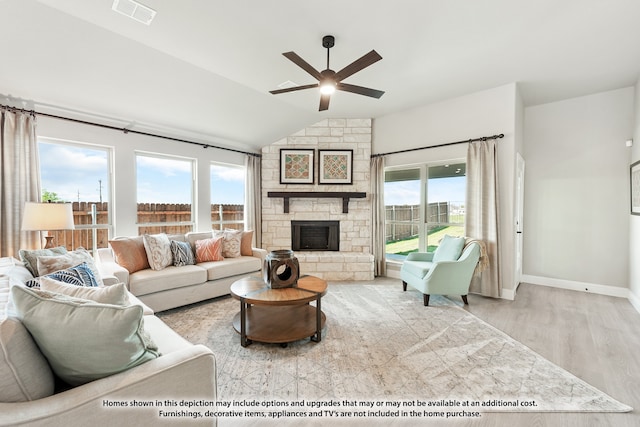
384, 161, 466, 260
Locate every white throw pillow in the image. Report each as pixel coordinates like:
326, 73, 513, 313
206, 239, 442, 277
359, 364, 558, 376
142, 233, 173, 271
39, 277, 129, 306
11, 286, 160, 386
213, 229, 242, 258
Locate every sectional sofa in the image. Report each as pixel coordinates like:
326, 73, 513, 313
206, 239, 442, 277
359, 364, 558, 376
96, 231, 267, 312
0, 258, 217, 427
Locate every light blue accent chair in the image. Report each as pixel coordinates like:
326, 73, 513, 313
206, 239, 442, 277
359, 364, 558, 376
400, 235, 481, 306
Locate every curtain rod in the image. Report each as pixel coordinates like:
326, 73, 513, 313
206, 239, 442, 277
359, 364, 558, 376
0, 103, 261, 158
371, 133, 504, 158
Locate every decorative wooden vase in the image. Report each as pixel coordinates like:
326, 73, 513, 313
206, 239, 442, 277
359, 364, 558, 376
263, 249, 300, 289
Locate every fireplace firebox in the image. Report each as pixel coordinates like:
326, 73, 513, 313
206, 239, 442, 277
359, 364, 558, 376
291, 220, 340, 251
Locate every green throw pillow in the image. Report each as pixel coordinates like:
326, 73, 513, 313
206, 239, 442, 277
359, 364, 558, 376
11, 286, 160, 386
432, 235, 465, 263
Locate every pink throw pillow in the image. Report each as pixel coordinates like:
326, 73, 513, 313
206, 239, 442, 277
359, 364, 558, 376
195, 237, 224, 262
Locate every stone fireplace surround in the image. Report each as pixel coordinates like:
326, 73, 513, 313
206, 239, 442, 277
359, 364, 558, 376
261, 119, 375, 280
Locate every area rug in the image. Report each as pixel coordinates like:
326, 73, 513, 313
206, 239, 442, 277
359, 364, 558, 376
157, 282, 631, 415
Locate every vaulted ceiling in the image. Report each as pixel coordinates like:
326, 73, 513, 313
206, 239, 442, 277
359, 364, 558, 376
1, 0, 639, 152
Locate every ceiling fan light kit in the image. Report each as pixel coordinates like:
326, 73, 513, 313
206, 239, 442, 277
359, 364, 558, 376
270, 35, 385, 111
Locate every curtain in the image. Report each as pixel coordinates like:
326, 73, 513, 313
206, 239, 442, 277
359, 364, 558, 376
465, 139, 501, 297
1, 108, 41, 257
244, 154, 262, 248
370, 156, 386, 276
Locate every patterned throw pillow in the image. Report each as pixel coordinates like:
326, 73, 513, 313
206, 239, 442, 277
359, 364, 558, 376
25, 262, 99, 288
142, 233, 173, 271
170, 240, 195, 267
109, 237, 150, 273
195, 237, 224, 262
36, 247, 103, 286
18, 246, 67, 277
213, 229, 242, 258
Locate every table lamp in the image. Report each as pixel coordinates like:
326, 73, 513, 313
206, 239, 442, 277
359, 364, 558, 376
21, 202, 75, 249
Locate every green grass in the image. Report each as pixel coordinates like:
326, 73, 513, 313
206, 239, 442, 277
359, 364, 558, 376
386, 225, 464, 255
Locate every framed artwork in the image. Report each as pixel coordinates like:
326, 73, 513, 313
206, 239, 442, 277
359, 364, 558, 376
631, 160, 640, 215
280, 149, 314, 184
319, 149, 353, 184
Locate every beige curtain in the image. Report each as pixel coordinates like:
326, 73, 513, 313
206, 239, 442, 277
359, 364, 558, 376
370, 156, 386, 276
244, 154, 262, 248
465, 140, 501, 297
1, 108, 41, 257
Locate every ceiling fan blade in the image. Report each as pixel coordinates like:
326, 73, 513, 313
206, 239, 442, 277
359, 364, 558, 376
319, 93, 331, 111
270, 83, 319, 95
282, 51, 322, 80
337, 82, 385, 99
334, 50, 382, 82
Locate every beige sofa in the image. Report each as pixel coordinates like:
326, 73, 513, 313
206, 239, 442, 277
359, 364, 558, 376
0, 259, 217, 427
96, 231, 267, 312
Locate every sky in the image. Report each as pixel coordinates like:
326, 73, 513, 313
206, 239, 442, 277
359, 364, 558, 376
38, 142, 245, 205
384, 177, 466, 205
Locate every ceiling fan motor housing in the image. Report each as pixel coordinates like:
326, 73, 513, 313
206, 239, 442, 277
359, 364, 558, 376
322, 35, 335, 49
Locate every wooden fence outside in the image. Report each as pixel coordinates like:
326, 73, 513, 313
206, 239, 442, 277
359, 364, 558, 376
385, 202, 456, 242
50, 202, 244, 251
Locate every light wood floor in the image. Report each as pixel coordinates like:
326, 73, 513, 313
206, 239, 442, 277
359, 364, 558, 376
426, 280, 640, 427
220, 279, 640, 427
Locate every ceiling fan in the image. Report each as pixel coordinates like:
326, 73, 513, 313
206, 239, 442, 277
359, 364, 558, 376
270, 35, 385, 111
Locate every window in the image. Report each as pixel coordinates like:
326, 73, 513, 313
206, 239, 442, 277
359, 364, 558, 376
425, 163, 466, 250
38, 139, 112, 251
210, 162, 245, 231
384, 162, 466, 260
384, 168, 422, 260
136, 152, 195, 234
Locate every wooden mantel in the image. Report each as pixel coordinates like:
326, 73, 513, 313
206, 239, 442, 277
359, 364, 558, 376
267, 192, 366, 214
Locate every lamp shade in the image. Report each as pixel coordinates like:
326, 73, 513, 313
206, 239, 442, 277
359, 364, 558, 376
21, 202, 76, 231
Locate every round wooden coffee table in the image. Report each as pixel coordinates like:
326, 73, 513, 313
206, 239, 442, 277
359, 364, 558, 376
230, 275, 327, 347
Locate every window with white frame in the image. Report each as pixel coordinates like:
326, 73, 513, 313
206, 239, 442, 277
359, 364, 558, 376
38, 139, 113, 252
210, 162, 245, 231
136, 152, 195, 235
384, 161, 466, 260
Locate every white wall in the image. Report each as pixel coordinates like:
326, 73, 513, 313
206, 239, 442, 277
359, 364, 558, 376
36, 116, 248, 237
523, 87, 634, 294
630, 78, 640, 310
374, 83, 519, 298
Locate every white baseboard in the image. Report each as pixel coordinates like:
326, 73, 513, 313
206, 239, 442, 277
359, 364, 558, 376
521, 274, 629, 299
628, 290, 640, 314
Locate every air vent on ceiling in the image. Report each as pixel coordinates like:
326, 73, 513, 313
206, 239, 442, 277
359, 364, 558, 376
112, 0, 156, 25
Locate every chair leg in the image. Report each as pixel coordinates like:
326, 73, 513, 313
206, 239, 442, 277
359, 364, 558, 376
402, 281, 407, 291
461, 295, 468, 305
423, 294, 430, 306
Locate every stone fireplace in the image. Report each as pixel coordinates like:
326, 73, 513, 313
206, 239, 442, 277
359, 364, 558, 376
291, 220, 340, 251
261, 118, 375, 280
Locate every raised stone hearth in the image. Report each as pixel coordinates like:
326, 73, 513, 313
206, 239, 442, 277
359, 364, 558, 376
261, 118, 374, 280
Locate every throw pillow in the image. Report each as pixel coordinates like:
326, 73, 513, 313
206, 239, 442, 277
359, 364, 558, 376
0, 317, 55, 402
109, 237, 150, 273
213, 229, 242, 258
18, 246, 67, 277
195, 237, 224, 262
240, 230, 254, 256
432, 235, 466, 263
170, 240, 195, 267
11, 286, 160, 387
142, 233, 173, 271
40, 277, 129, 306
25, 262, 99, 288
36, 247, 103, 286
